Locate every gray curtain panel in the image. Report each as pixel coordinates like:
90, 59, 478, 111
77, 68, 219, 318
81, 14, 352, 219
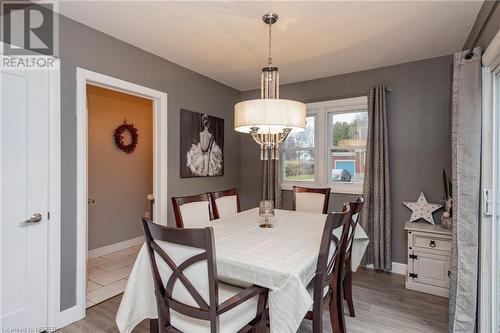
449, 47, 481, 333
360, 85, 392, 271
262, 159, 281, 209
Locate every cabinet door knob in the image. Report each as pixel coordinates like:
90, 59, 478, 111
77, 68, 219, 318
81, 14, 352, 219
429, 240, 436, 248
448, 270, 451, 278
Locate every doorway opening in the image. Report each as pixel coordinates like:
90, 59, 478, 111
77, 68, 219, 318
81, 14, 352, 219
85, 85, 153, 307
75, 68, 167, 322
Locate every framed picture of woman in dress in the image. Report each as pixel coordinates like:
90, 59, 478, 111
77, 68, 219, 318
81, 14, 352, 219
180, 109, 224, 177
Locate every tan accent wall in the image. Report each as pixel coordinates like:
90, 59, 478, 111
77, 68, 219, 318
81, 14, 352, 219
87, 85, 153, 250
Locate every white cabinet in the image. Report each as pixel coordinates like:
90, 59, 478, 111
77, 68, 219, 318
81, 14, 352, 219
405, 222, 452, 298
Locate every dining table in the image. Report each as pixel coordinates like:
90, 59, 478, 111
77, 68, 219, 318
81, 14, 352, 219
116, 208, 369, 333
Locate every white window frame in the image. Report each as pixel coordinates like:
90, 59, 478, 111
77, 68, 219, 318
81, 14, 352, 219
282, 96, 368, 194
479, 29, 500, 333
281, 113, 319, 184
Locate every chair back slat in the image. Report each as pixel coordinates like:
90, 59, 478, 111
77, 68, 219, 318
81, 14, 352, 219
345, 196, 365, 260
310, 204, 350, 309
324, 234, 340, 279
210, 188, 241, 219
141, 218, 218, 329
293, 186, 331, 214
150, 242, 210, 311
171, 193, 215, 228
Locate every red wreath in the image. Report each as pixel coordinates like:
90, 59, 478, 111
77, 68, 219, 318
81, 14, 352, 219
114, 120, 139, 154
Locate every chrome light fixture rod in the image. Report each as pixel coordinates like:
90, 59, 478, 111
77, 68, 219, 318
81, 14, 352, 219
234, 13, 306, 161
263, 13, 278, 64
253, 12, 287, 160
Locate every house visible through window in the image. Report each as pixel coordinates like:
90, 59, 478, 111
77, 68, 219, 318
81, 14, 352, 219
282, 96, 368, 194
329, 111, 368, 185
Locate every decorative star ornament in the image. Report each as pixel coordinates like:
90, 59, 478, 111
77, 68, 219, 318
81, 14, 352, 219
403, 192, 442, 225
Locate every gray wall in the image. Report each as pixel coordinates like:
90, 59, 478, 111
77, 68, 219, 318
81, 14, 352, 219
59, 16, 241, 310
280, 191, 357, 213
463, 1, 500, 50
2, 4, 459, 312
87, 85, 153, 250
240, 55, 453, 265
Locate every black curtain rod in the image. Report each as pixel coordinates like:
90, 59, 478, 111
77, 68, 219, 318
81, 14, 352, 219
303, 85, 392, 104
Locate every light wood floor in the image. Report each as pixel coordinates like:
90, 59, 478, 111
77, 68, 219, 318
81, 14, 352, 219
87, 245, 142, 308
59, 268, 448, 333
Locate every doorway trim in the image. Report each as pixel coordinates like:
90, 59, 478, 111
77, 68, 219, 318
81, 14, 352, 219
47, 60, 62, 330
75, 68, 168, 322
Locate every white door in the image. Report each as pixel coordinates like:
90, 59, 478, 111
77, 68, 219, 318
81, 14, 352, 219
1, 68, 50, 329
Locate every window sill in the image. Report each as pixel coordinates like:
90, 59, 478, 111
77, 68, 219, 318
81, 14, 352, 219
281, 182, 363, 195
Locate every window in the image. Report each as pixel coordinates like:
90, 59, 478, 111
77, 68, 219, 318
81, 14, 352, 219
329, 111, 368, 185
282, 116, 316, 182
282, 96, 368, 194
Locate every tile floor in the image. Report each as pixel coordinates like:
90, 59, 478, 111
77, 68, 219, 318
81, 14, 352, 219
86, 244, 142, 308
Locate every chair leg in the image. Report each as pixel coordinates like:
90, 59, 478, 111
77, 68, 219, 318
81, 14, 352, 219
256, 310, 267, 333
329, 275, 347, 333
343, 259, 355, 317
328, 294, 341, 333
335, 279, 347, 333
150, 319, 158, 333
255, 291, 268, 333
312, 304, 323, 333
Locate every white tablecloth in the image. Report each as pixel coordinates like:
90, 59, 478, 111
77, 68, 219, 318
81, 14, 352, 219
116, 208, 369, 333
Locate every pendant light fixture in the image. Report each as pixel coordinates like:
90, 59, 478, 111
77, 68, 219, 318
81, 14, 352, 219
234, 13, 306, 160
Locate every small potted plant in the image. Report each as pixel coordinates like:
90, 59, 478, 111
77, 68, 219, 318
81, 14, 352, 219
441, 169, 452, 230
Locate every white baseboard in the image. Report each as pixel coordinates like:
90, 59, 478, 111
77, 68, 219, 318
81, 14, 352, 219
57, 305, 85, 330
364, 262, 407, 275
87, 236, 144, 259
390, 262, 408, 275
406, 279, 449, 298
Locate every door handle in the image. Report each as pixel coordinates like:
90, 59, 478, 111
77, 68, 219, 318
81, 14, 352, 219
88, 199, 95, 204
22, 213, 42, 224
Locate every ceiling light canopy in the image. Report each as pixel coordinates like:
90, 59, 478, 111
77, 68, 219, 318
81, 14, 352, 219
234, 13, 306, 160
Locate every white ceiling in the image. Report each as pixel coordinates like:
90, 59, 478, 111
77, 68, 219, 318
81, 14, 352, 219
59, 1, 483, 91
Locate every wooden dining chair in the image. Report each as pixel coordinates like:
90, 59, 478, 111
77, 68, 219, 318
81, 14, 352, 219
305, 204, 352, 333
141, 218, 268, 333
210, 188, 241, 219
343, 196, 365, 318
292, 186, 331, 214
171, 193, 216, 228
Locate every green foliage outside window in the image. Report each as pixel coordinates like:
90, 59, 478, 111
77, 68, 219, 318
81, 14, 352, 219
285, 160, 314, 181
332, 121, 359, 146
